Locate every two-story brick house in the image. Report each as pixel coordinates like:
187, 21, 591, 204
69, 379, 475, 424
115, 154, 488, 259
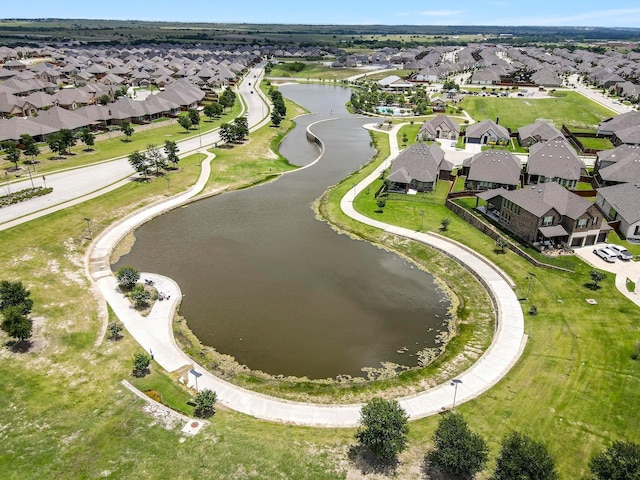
476, 182, 610, 248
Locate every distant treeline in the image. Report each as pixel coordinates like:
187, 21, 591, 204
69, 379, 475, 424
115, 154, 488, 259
0, 19, 639, 47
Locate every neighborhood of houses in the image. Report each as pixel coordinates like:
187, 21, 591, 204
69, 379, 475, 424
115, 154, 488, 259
0, 40, 639, 254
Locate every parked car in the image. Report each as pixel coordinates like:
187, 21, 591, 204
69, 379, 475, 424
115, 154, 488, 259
607, 244, 634, 261
593, 247, 618, 263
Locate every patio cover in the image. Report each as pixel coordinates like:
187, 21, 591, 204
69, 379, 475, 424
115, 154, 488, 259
538, 225, 569, 238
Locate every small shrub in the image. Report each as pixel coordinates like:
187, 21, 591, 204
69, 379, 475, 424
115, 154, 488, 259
132, 352, 151, 377
115, 266, 140, 291
193, 389, 217, 418
106, 321, 123, 341
144, 390, 162, 403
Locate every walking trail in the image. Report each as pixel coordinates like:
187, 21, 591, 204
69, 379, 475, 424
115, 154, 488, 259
86, 120, 526, 429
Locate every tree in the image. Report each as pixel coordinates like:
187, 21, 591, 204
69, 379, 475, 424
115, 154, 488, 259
177, 115, 192, 132
589, 270, 606, 289
0, 280, 34, 315
193, 389, 218, 418
219, 87, 236, 110
203, 103, 222, 121
79, 127, 95, 150
58, 129, 76, 154
146, 144, 167, 174
128, 151, 149, 180
441, 218, 451, 231
132, 351, 151, 377
270, 110, 282, 127
429, 413, 489, 477
129, 284, 151, 309
20, 134, 40, 165
98, 94, 110, 105
1, 305, 32, 342
164, 140, 179, 167
590, 441, 640, 480
233, 116, 249, 141
355, 398, 409, 461
47, 132, 66, 157
120, 122, 134, 141
106, 321, 123, 341
4, 141, 21, 170
492, 432, 558, 480
219, 123, 235, 144
443, 80, 460, 91
115, 266, 140, 291
188, 108, 200, 127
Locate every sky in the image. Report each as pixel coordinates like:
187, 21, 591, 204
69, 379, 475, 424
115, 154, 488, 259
2, 0, 640, 28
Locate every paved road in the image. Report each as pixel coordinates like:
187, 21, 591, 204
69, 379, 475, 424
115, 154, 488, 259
86, 119, 526, 427
0, 65, 271, 231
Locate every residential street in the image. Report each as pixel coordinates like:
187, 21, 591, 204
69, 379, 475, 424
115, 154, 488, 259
0, 64, 270, 231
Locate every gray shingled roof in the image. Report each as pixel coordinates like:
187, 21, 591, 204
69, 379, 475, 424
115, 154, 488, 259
464, 150, 521, 185
518, 120, 563, 144
465, 119, 509, 141
387, 143, 448, 184
598, 150, 640, 184
526, 138, 585, 180
597, 182, 640, 224
500, 182, 593, 219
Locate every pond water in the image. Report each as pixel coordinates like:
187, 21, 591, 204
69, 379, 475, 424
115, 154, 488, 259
113, 83, 451, 379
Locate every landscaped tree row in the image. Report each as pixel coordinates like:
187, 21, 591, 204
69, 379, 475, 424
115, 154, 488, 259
355, 398, 640, 479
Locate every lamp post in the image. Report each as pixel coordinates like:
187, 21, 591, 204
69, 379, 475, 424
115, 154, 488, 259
83, 217, 92, 240
451, 378, 462, 411
198, 118, 202, 148
42, 175, 46, 189
26, 164, 35, 190
420, 210, 425, 232
164, 176, 171, 197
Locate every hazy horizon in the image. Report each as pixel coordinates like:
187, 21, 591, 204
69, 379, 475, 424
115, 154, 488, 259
2, 0, 640, 29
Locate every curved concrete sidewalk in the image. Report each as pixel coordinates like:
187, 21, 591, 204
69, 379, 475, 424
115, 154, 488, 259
86, 118, 526, 427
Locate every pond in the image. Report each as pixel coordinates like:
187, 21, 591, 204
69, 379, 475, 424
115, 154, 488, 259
113, 83, 452, 379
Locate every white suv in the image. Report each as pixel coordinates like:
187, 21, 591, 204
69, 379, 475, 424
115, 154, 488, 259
593, 247, 618, 263
607, 244, 634, 261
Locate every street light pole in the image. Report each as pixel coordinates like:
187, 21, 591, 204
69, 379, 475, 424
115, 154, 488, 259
451, 378, 462, 411
420, 210, 425, 232
165, 177, 171, 197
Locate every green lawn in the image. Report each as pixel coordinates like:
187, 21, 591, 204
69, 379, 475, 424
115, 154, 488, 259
268, 62, 362, 81
324, 131, 640, 478
578, 136, 614, 150
459, 91, 616, 131
0, 87, 638, 479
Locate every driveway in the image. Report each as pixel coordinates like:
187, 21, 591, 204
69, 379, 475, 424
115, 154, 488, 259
574, 245, 640, 306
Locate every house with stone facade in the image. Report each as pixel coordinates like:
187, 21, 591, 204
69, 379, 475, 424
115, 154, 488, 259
477, 182, 610, 248
418, 115, 460, 141
464, 119, 510, 145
